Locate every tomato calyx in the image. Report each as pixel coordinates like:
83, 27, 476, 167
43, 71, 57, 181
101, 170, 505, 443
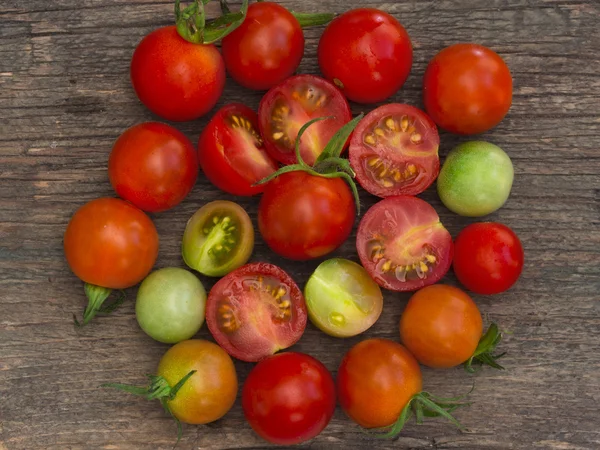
73, 284, 126, 327
464, 323, 506, 373
175, 0, 248, 44
291, 12, 335, 27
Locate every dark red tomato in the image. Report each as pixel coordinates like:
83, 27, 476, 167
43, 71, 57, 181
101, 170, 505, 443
423, 43, 513, 135
108, 122, 198, 212
349, 104, 440, 197
205, 263, 307, 362
242, 352, 336, 445
222, 2, 303, 91
198, 103, 278, 196
318, 8, 413, 104
130, 26, 225, 122
258, 171, 355, 260
356, 196, 452, 291
258, 75, 352, 165
453, 222, 524, 294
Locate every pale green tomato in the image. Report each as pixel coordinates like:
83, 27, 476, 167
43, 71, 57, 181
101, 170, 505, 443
304, 258, 383, 338
136, 267, 206, 343
437, 141, 514, 217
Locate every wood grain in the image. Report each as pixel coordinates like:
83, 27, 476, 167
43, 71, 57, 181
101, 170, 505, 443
1, 0, 600, 448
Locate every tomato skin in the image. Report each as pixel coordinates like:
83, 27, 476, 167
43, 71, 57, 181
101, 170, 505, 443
222, 2, 304, 90
64, 198, 159, 289
130, 26, 225, 122
337, 338, 422, 428
423, 43, 512, 135
399, 284, 483, 368
242, 352, 336, 445
258, 172, 355, 260
453, 222, 524, 294
318, 8, 413, 104
108, 122, 198, 212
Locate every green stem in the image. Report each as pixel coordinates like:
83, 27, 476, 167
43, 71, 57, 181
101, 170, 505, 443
175, 0, 248, 44
464, 323, 506, 373
292, 12, 335, 27
74, 283, 125, 327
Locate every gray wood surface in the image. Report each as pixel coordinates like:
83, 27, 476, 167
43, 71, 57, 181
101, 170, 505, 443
1, 0, 600, 448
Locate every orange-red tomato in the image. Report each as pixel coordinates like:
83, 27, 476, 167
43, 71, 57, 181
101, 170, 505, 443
399, 284, 483, 368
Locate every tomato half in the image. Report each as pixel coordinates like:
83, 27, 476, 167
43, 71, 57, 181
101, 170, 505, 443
108, 122, 198, 212
318, 8, 413, 104
198, 103, 278, 196
205, 263, 307, 362
453, 222, 524, 294
130, 26, 225, 122
349, 104, 440, 197
356, 196, 452, 291
258, 74, 352, 165
242, 352, 336, 445
221, 2, 304, 90
423, 43, 512, 135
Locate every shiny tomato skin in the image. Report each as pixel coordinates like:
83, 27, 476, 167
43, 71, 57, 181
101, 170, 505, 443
222, 2, 304, 91
453, 222, 524, 294
399, 284, 483, 368
423, 43, 512, 135
64, 198, 159, 289
258, 171, 355, 260
242, 352, 336, 445
318, 8, 413, 104
337, 338, 422, 428
108, 122, 198, 212
130, 26, 226, 122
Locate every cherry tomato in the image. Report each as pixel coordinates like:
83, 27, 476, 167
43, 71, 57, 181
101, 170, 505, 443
356, 196, 452, 291
258, 74, 352, 165
349, 104, 440, 197
222, 2, 303, 90
242, 352, 336, 445
64, 198, 159, 289
205, 263, 307, 362
318, 8, 413, 104
258, 171, 355, 260
108, 122, 198, 212
399, 284, 483, 368
198, 103, 278, 196
453, 222, 524, 294
423, 43, 512, 135
130, 26, 225, 122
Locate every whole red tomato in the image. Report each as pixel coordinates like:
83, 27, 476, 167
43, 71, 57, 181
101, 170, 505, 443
423, 43, 512, 134
318, 8, 413, 103
222, 2, 304, 90
108, 122, 198, 212
130, 26, 225, 121
242, 352, 336, 445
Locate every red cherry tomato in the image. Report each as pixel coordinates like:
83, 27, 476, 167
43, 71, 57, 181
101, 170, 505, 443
423, 43, 513, 135
258, 171, 355, 260
130, 26, 225, 122
453, 222, 524, 294
318, 8, 413, 104
222, 2, 304, 91
349, 104, 440, 197
242, 352, 336, 445
108, 122, 198, 212
198, 103, 279, 196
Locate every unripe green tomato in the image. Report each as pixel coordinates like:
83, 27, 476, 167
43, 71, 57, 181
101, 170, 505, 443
437, 141, 513, 217
136, 267, 206, 343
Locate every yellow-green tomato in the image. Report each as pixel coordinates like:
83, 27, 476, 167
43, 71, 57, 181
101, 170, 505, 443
437, 141, 514, 217
304, 258, 383, 338
136, 267, 206, 343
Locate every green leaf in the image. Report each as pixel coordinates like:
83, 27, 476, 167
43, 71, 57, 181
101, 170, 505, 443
175, 0, 248, 44
292, 12, 335, 27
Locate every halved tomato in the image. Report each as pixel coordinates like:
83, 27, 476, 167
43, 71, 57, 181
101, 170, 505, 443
198, 103, 279, 196
258, 75, 352, 165
356, 196, 453, 291
205, 262, 308, 362
349, 104, 440, 197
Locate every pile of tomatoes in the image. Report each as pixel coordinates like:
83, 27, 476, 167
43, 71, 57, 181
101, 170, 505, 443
63, 1, 525, 445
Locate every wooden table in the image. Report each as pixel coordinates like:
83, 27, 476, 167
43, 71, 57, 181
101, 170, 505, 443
2, 0, 599, 448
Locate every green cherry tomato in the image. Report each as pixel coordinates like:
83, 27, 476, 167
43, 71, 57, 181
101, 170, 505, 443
182, 200, 254, 277
136, 267, 207, 343
304, 258, 383, 338
437, 141, 514, 217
